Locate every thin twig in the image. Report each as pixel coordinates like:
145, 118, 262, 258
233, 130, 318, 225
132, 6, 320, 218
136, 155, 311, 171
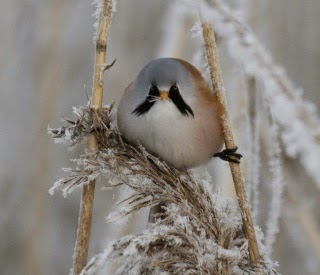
201, 21, 261, 263
72, 1, 113, 274
246, 76, 261, 222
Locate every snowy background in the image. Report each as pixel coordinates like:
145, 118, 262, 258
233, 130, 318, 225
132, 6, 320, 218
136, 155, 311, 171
1, 0, 320, 274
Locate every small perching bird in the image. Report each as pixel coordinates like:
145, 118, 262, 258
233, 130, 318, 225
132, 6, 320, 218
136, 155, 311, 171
117, 58, 241, 170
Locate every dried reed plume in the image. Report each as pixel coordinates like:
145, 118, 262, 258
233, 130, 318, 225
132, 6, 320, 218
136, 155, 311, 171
49, 104, 277, 274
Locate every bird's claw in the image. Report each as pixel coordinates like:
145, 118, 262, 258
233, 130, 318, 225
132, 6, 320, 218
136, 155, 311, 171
214, 146, 243, 164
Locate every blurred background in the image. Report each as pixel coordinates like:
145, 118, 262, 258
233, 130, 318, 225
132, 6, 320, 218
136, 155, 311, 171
1, 0, 319, 274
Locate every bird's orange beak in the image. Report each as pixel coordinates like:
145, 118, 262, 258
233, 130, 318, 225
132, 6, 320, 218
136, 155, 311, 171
160, 91, 169, 101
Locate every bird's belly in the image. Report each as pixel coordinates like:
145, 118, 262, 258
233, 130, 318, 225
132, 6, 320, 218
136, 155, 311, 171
122, 102, 222, 169
149, 131, 208, 169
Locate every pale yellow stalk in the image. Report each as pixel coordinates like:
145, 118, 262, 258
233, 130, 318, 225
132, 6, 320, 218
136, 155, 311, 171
72, 1, 113, 274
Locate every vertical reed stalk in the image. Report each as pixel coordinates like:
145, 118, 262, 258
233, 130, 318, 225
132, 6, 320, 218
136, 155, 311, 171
201, 21, 261, 263
72, 1, 113, 274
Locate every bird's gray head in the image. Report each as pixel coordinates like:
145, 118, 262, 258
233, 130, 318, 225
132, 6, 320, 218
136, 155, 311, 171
131, 58, 198, 117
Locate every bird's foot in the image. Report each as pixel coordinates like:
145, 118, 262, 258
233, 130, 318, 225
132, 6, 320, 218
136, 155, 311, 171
214, 146, 243, 164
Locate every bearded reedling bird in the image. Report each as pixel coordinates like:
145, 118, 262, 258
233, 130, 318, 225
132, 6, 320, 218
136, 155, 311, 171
117, 58, 242, 221
117, 57, 241, 167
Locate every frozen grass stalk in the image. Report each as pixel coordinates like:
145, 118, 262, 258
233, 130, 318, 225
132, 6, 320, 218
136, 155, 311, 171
72, 0, 113, 274
247, 77, 261, 222
201, 21, 261, 263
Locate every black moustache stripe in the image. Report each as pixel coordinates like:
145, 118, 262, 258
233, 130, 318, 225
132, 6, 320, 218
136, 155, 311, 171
132, 96, 156, 116
169, 88, 194, 117
132, 85, 194, 118
132, 84, 160, 116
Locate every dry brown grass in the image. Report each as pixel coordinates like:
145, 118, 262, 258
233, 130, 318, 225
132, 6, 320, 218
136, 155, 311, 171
49, 104, 277, 274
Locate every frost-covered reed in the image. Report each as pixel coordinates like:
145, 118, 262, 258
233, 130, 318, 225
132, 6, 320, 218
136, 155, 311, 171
49, 104, 277, 274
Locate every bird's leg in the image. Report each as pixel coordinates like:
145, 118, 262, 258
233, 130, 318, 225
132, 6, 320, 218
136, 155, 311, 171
214, 146, 243, 164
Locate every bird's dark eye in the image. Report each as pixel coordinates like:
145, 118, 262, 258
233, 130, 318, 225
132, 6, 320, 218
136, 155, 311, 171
149, 84, 159, 96
172, 84, 178, 91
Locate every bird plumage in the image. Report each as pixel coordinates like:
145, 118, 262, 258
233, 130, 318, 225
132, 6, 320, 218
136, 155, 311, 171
117, 58, 223, 169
